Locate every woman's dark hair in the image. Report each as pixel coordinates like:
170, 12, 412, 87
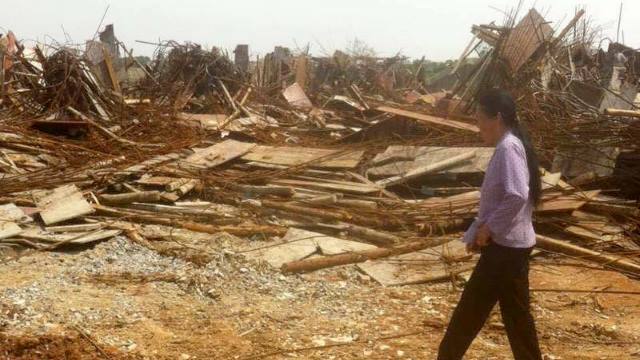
478, 89, 541, 206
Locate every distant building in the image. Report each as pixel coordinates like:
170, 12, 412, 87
234, 44, 249, 72
99, 24, 120, 59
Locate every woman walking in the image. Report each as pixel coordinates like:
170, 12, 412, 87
437, 89, 543, 360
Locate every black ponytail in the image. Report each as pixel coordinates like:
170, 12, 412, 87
478, 89, 541, 206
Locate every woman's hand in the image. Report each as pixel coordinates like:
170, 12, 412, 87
474, 223, 492, 248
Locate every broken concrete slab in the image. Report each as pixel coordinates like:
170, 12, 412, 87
244, 228, 376, 269
33, 185, 94, 225
357, 240, 474, 286
282, 83, 312, 109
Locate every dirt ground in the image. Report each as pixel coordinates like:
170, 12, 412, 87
1, 232, 639, 360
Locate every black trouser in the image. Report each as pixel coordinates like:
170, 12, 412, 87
437, 242, 542, 360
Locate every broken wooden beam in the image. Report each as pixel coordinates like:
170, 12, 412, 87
235, 184, 295, 198
179, 221, 288, 237
336, 222, 400, 246
261, 199, 397, 228
536, 235, 640, 277
281, 237, 452, 274
376, 150, 476, 188
376, 106, 479, 132
604, 108, 640, 118
94, 204, 286, 236
99, 191, 161, 205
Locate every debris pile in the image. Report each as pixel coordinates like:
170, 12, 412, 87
0, 7, 639, 293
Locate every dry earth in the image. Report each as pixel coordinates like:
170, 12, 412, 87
1, 230, 639, 360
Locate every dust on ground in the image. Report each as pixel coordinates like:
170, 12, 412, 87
1, 231, 639, 360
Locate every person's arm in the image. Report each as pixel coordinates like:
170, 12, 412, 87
484, 143, 529, 239
462, 220, 478, 244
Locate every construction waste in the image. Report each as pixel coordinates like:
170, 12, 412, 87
0, 8, 639, 289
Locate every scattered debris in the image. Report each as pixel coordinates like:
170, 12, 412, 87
1, 8, 639, 358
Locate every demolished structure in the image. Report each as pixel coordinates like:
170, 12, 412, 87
0, 7, 639, 291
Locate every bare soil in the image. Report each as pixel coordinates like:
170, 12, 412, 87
1, 234, 639, 360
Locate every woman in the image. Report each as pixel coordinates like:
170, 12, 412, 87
437, 89, 543, 360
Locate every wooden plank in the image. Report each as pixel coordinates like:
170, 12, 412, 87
20, 228, 121, 246
45, 223, 105, 233
128, 203, 235, 217
564, 225, 630, 247
235, 185, 295, 198
101, 46, 121, 93
242, 146, 364, 169
271, 179, 379, 195
538, 190, 601, 213
376, 150, 476, 188
181, 140, 256, 170
281, 238, 452, 274
375, 106, 479, 132
178, 112, 277, 132
34, 185, 94, 225
345, 171, 402, 201
136, 176, 180, 187
122, 151, 190, 174
369, 146, 493, 177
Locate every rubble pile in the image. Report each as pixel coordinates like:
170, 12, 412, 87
0, 8, 638, 292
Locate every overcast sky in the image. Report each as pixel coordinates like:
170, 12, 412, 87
1, 0, 638, 61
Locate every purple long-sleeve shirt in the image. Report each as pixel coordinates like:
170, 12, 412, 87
463, 131, 536, 248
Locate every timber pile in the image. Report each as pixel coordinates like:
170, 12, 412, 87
0, 10, 638, 286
